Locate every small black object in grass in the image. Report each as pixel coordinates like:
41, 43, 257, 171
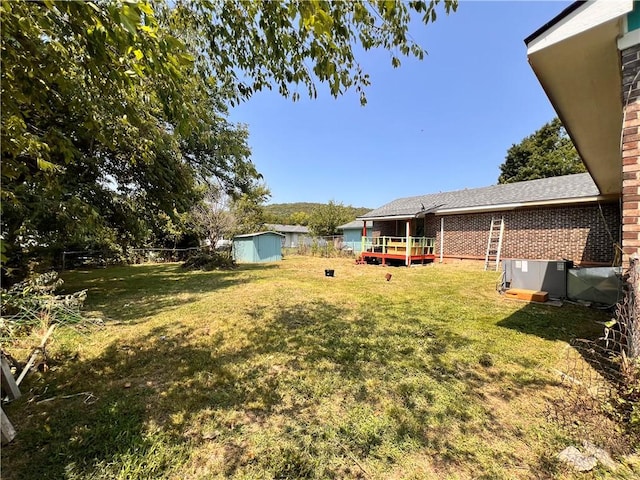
325, 269, 334, 277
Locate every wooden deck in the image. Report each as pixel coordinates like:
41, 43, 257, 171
360, 236, 436, 266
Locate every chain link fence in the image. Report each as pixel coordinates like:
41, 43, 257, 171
61, 247, 203, 270
548, 258, 640, 452
286, 236, 356, 258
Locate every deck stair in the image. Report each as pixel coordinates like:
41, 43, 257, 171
484, 216, 504, 271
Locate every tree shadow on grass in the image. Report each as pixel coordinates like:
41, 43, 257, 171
3, 297, 573, 479
496, 302, 606, 343
2, 327, 278, 479
496, 301, 613, 385
495, 301, 636, 455
242, 300, 551, 473
61, 263, 280, 323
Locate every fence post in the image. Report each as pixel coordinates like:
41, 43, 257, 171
628, 258, 640, 359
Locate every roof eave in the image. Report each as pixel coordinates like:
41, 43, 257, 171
435, 195, 614, 215
234, 231, 285, 238
357, 211, 435, 222
524, 1, 586, 46
525, 0, 633, 196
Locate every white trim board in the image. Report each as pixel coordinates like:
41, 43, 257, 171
528, 0, 632, 55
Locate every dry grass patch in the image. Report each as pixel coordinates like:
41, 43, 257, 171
2, 256, 636, 479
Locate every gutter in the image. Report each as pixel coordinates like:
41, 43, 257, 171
359, 195, 615, 220
524, 1, 586, 45
357, 212, 432, 222
435, 195, 613, 215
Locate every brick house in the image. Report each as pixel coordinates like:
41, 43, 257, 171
357, 173, 619, 266
525, 0, 639, 262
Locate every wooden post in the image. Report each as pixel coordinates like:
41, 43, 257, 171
1, 407, 16, 445
1, 355, 21, 401
405, 220, 411, 267
361, 222, 367, 255
382, 237, 386, 265
16, 324, 55, 386
440, 217, 444, 263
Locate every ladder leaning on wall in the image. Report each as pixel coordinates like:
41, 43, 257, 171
484, 216, 504, 271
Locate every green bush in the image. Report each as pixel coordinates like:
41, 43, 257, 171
181, 252, 235, 271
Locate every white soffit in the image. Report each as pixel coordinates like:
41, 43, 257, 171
526, 1, 631, 196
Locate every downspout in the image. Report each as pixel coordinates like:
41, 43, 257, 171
440, 217, 444, 263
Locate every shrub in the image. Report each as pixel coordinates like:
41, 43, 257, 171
1, 271, 91, 342
182, 252, 235, 271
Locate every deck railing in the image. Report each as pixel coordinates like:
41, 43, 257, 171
361, 236, 435, 256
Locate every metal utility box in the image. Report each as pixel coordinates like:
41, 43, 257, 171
502, 259, 573, 299
567, 267, 622, 306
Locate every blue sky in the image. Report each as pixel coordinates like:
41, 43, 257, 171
228, 1, 571, 208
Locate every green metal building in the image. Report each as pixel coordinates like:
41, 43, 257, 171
232, 231, 285, 263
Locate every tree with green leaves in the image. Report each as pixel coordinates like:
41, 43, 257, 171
1, 0, 457, 281
168, 0, 458, 105
187, 186, 235, 248
498, 118, 585, 184
289, 212, 311, 226
308, 201, 353, 237
231, 184, 271, 236
185, 182, 270, 246
1, 1, 259, 278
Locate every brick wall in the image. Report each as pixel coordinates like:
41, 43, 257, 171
372, 221, 395, 237
373, 203, 619, 265
622, 44, 640, 261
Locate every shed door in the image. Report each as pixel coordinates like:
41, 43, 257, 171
257, 236, 266, 260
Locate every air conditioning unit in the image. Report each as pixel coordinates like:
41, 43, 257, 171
502, 259, 573, 299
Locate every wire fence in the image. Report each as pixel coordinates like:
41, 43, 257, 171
288, 236, 356, 258
548, 258, 640, 452
61, 247, 203, 270
61, 236, 361, 269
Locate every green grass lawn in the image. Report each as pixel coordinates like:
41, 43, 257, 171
1, 256, 634, 479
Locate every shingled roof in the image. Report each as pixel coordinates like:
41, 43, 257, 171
359, 173, 602, 220
266, 224, 310, 234
337, 220, 373, 230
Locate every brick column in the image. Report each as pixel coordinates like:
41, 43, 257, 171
622, 44, 640, 261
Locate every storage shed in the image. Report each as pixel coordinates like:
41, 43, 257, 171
232, 231, 284, 263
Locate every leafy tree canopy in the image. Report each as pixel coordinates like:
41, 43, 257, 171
265, 203, 371, 226
308, 201, 354, 237
498, 118, 585, 184
1, 0, 456, 279
169, 0, 458, 105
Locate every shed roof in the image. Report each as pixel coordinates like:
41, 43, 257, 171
266, 224, 310, 234
359, 173, 603, 220
233, 231, 285, 239
337, 220, 374, 230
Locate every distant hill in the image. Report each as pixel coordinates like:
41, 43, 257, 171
264, 202, 372, 225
